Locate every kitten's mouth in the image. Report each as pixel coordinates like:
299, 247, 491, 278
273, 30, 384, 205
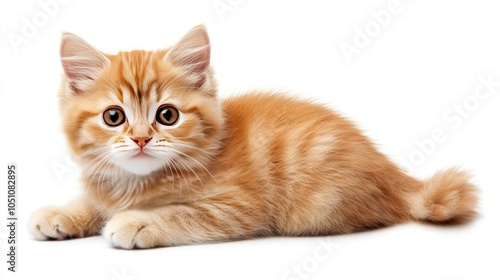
132, 151, 155, 159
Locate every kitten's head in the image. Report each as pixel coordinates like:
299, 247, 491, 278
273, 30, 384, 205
59, 26, 223, 177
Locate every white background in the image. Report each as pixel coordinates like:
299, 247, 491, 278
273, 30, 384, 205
1, 0, 499, 279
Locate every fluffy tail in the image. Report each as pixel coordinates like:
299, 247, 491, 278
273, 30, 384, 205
409, 168, 479, 224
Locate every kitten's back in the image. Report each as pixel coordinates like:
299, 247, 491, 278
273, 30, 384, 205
217, 93, 477, 234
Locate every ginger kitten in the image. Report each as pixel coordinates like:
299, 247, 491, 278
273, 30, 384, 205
29, 25, 478, 249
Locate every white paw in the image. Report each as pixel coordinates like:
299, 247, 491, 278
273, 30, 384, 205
103, 210, 165, 249
28, 207, 80, 240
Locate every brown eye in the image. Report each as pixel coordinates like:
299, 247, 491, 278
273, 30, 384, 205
103, 107, 126, 127
156, 105, 179, 126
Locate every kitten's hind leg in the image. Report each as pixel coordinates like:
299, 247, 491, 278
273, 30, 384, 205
28, 196, 104, 240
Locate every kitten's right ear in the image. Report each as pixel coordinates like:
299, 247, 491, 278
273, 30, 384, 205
60, 33, 110, 94
164, 25, 211, 87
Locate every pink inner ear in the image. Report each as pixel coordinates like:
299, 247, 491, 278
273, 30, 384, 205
164, 25, 211, 75
60, 33, 110, 94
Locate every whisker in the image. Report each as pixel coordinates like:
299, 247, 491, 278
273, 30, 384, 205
170, 142, 217, 159
169, 149, 217, 185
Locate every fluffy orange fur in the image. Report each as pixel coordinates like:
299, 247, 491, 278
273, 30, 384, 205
29, 25, 478, 249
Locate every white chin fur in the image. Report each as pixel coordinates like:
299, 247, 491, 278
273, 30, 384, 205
114, 156, 165, 175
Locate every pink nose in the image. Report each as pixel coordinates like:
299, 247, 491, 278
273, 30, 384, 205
131, 137, 152, 148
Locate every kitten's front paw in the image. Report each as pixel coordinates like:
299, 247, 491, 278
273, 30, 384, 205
103, 211, 165, 249
28, 207, 82, 240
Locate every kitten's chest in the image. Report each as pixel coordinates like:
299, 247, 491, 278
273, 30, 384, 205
106, 173, 212, 209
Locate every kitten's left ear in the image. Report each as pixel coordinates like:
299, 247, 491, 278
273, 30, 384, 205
60, 33, 110, 95
164, 25, 211, 87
